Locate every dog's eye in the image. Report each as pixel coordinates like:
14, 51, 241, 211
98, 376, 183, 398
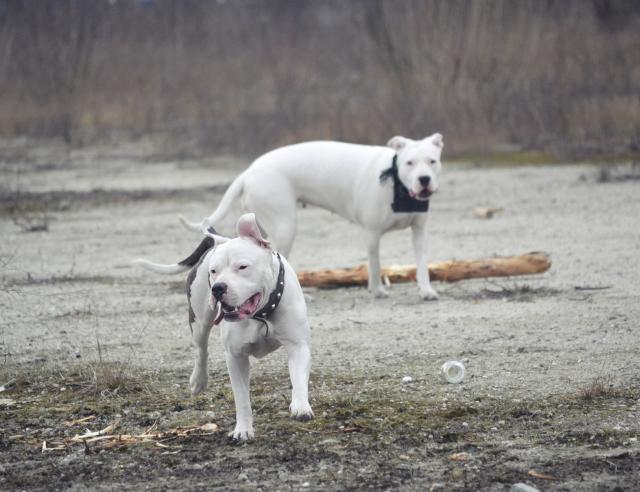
406, 160, 414, 166
210, 269, 216, 275
430, 159, 437, 165
238, 265, 248, 270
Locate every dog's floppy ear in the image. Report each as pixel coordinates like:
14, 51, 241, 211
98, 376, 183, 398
429, 133, 444, 149
237, 213, 271, 249
387, 136, 412, 152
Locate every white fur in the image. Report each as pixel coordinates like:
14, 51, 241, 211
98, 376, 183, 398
135, 214, 313, 440
182, 134, 444, 299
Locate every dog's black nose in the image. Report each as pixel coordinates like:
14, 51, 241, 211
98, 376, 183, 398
211, 282, 227, 300
419, 175, 431, 187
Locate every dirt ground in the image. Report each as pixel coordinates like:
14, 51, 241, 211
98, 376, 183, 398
1, 139, 639, 491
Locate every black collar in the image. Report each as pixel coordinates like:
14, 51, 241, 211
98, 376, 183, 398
252, 253, 285, 322
379, 155, 430, 213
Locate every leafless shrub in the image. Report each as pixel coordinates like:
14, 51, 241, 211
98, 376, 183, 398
72, 336, 147, 398
578, 376, 620, 401
0, 1, 638, 157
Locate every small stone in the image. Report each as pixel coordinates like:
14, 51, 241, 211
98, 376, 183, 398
402, 376, 413, 383
237, 472, 248, 481
510, 484, 540, 492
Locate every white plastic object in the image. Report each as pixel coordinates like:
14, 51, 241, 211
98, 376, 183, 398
441, 361, 465, 384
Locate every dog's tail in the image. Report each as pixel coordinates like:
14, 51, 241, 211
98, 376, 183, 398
179, 174, 246, 232
132, 236, 215, 275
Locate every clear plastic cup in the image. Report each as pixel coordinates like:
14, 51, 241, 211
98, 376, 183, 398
441, 361, 465, 384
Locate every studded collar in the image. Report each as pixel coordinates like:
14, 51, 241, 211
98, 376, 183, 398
252, 252, 285, 322
379, 154, 430, 213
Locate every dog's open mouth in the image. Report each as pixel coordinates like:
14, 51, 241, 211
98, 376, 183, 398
213, 293, 262, 325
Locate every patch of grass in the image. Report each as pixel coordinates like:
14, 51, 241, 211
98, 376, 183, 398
577, 376, 621, 401
69, 337, 147, 398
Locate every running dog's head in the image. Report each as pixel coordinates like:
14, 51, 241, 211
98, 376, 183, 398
206, 214, 278, 324
387, 133, 444, 201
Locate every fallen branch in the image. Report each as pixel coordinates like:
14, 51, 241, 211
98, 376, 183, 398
39, 422, 220, 453
297, 251, 551, 288
527, 469, 555, 480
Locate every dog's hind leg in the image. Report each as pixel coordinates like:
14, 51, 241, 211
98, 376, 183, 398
243, 179, 297, 257
187, 258, 216, 396
189, 312, 215, 396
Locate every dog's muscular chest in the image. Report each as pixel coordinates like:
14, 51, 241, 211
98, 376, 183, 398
382, 212, 418, 232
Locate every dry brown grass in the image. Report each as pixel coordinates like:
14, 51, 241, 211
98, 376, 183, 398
578, 377, 620, 401
0, 1, 638, 157
70, 336, 148, 398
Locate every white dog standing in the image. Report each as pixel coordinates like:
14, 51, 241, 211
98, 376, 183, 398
181, 134, 444, 299
133, 213, 313, 440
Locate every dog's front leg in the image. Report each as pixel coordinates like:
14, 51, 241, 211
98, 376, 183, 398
367, 232, 388, 298
412, 221, 438, 300
189, 314, 215, 396
225, 351, 254, 441
284, 341, 314, 421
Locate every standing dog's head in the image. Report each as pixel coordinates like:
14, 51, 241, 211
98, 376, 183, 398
387, 133, 444, 201
206, 214, 278, 324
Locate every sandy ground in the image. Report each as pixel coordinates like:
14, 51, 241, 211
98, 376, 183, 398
0, 139, 639, 490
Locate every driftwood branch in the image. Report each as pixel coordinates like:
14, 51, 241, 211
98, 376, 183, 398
297, 252, 551, 288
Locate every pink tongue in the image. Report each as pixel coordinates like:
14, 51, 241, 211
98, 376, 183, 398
239, 294, 258, 315
409, 190, 417, 198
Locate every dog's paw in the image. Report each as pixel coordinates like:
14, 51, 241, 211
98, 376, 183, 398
290, 400, 315, 421
189, 369, 208, 396
229, 426, 255, 441
371, 286, 389, 298
420, 286, 439, 301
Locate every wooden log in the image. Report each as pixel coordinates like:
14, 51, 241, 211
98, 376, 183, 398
297, 251, 551, 288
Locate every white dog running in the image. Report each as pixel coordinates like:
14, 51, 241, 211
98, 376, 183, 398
133, 213, 313, 440
181, 134, 444, 299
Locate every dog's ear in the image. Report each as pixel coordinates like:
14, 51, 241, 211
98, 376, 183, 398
387, 136, 412, 152
237, 213, 271, 249
429, 133, 444, 149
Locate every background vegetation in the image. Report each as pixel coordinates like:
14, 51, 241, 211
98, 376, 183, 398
1, 0, 639, 157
